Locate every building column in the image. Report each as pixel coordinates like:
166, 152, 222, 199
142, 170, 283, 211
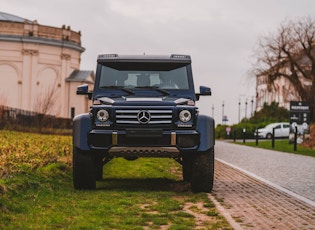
60, 52, 71, 118
21, 48, 38, 111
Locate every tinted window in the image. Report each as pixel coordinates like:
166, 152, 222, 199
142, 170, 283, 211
274, 125, 281, 129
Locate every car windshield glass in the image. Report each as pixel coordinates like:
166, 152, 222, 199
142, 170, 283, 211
265, 124, 276, 129
98, 63, 189, 90
99, 85, 135, 95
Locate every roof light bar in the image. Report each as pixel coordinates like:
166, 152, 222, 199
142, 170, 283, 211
98, 54, 119, 59
170, 54, 190, 59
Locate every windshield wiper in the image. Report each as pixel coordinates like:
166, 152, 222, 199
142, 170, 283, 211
100, 86, 135, 95
135, 86, 170, 96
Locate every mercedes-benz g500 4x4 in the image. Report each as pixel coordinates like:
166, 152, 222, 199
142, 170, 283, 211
73, 54, 215, 192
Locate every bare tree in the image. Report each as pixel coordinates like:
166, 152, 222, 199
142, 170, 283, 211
0, 94, 8, 128
33, 84, 58, 132
253, 16, 315, 121
0, 93, 7, 106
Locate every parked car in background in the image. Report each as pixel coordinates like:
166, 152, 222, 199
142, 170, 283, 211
255, 122, 290, 139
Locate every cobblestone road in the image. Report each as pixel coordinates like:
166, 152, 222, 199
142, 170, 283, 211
211, 160, 315, 230
210, 141, 315, 229
215, 141, 315, 202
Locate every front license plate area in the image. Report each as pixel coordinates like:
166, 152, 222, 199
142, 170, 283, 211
126, 128, 163, 138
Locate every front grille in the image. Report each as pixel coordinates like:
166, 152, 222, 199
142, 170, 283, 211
116, 109, 172, 125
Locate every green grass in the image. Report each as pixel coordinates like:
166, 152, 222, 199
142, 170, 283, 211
0, 130, 232, 229
237, 140, 315, 157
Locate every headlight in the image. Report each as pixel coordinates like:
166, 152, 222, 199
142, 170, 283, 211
179, 110, 191, 122
97, 109, 109, 122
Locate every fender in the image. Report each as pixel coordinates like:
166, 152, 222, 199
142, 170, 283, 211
196, 115, 215, 151
73, 113, 92, 151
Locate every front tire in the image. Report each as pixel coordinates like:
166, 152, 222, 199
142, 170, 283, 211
94, 154, 104, 181
190, 147, 214, 193
266, 133, 272, 139
182, 153, 193, 182
73, 148, 96, 190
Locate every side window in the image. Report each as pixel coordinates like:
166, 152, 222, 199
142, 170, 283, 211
274, 125, 281, 129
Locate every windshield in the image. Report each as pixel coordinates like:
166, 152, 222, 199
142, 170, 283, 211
98, 63, 189, 90
265, 124, 277, 129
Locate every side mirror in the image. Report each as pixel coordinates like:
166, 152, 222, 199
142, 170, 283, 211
77, 84, 92, 99
200, 86, 211, 95
196, 86, 211, 100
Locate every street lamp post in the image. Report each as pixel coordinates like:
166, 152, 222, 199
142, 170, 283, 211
251, 98, 254, 116
222, 101, 224, 124
212, 104, 214, 118
238, 100, 241, 123
245, 99, 248, 119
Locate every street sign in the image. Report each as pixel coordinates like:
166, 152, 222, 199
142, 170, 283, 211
289, 101, 310, 142
226, 126, 231, 135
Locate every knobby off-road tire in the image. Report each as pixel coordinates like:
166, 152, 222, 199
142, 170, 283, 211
95, 154, 104, 181
190, 147, 214, 193
73, 148, 96, 190
182, 153, 193, 182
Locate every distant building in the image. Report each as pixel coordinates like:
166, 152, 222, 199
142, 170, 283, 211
256, 63, 312, 112
256, 75, 301, 111
0, 12, 94, 118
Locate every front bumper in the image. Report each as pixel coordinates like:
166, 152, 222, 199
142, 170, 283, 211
254, 132, 266, 138
88, 129, 199, 156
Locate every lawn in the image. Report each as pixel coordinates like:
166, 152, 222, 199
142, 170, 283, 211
237, 139, 315, 157
0, 130, 231, 229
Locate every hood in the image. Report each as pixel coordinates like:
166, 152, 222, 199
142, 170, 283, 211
94, 96, 195, 106
257, 128, 268, 132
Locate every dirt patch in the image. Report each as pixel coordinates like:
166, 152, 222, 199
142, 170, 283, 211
182, 202, 221, 229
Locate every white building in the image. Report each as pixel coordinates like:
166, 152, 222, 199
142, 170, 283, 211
255, 75, 301, 111
0, 12, 94, 118
256, 69, 312, 112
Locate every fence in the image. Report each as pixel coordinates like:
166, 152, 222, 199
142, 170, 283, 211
0, 106, 73, 131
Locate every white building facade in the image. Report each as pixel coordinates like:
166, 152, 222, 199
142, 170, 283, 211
0, 12, 94, 118
256, 64, 312, 112
255, 75, 301, 111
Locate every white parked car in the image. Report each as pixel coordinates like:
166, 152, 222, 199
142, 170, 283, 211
255, 122, 290, 139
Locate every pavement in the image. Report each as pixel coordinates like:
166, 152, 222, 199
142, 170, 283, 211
214, 140, 315, 203
210, 160, 315, 230
209, 141, 315, 229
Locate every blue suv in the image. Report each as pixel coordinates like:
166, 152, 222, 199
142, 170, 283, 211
73, 54, 215, 192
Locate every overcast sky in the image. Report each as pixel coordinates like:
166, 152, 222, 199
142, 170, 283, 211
2, 0, 315, 124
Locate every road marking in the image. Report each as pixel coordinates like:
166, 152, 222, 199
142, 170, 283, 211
216, 158, 315, 207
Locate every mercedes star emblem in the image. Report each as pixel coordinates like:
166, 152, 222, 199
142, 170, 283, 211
137, 110, 151, 124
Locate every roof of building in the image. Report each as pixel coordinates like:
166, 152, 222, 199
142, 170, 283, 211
0, 12, 28, 23
66, 70, 94, 83
0, 12, 85, 52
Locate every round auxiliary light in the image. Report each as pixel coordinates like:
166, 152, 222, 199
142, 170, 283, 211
179, 110, 191, 123
97, 109, 109, 122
